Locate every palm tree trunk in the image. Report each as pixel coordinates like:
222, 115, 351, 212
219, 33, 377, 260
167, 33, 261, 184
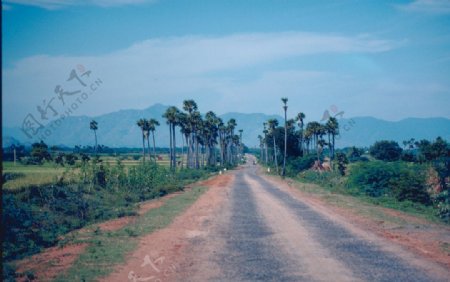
152, 131, 156, 164
265, 141, 268, 164
147, 135, 151, 162
169, 123, 173, 169
181, 134, 185, 168
94, 130, 98, 155
172, 124, 176, 169
195, 138, 200, 169
282, 110, 287, 176
273, 136, 278, 174
141, 132, 146, 163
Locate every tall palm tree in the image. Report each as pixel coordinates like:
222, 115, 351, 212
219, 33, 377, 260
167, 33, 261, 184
295, 112, 306, 156
267, 118, 279, 174
148, 118, 160, 162
227, 118, 237, 165
177, 112, 189, 168
192, 111, 203, 168
326, 117, 339, 160
163, 106, 180, 169
304, 129, 312, 155
281, 97, 288, 177
258, 134, 264, 161
182, 100, 198, 168
218, 119, 226, 166
238, 129, 244, 158
136, 118, 146, 163
316, 124, 327, 163
205, 111, 220, 166
90, 120, 98, 154
263, 122, 269, 164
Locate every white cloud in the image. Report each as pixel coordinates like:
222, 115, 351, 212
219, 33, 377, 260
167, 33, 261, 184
397, 0, 450, 14
3, 32, 399, 125
4, 0, 156, 10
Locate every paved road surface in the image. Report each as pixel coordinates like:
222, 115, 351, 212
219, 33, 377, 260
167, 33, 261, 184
182, 156, 447, 281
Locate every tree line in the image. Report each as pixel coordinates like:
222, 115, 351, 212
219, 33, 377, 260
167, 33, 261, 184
258, 98, 339, 176
89, 99, 244, 170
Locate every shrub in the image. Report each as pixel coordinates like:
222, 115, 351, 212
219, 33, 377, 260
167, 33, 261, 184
369, 140, 403, 162
286, 155, 316, 176
348, 161, 430, 204
433, 191, 449, 222
336, 152, 349, 176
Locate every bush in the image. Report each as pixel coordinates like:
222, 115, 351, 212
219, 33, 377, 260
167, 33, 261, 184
286, 155, 316, 176
433, 191, 449, 222
2, 161, 212, 264
370, 140, 403, 162
336, 152, 349, 176
348, 161, 430, 204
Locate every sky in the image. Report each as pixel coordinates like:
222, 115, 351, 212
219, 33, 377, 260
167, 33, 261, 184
2, 0, 450, 127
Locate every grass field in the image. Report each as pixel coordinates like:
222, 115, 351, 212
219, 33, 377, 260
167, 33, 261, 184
2, 154, 190, 190
2, 162, 71, 190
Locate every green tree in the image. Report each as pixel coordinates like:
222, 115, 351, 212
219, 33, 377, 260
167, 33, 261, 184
336, 152, 348, 176
326, 117, 339, 161
369, 140, 403, 161
267, 118, 279, 174
281, 97, 288, 177
31, 141, 52, 164
295, 112, 306, 156
136, 118, 147, 163
90, 120, 98, 154
148, 118, 160, 163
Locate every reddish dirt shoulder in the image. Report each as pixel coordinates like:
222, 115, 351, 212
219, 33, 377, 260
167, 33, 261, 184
102, 173, 234, 282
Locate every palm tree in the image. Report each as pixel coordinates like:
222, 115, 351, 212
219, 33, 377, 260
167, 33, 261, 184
295, 112, 306, 156
205, 111, 220, 166
258, 135, 264, 161
281, 97, 288, 177
325, 117, 339, 161
316, 124, 327, 163
218, 119, 226, 166
142, 120, 151, 161
136, 118, 147, 162
148, 118, 160, 162
163, 106, 180, 169
263, 122, 269, 164
177, 112, 189, 168
90, 120, 98, 155
267, 118, 279, 174
226, 118, 237, 165
182, 100, 198, 168
304, 128, 312, 155
238, 129, 244, 158
192, 111, 203, 168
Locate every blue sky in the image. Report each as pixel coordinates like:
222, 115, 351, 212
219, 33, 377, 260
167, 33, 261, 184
2, 0, 450, 127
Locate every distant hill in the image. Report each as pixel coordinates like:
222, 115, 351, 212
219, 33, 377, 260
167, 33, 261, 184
3, 104, 450, 149
335, 116, 450, 148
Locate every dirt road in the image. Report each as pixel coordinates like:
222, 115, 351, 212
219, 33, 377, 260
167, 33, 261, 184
107, 156, 449, 281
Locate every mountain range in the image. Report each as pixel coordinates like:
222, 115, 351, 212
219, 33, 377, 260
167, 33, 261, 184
3, 104, 450, 149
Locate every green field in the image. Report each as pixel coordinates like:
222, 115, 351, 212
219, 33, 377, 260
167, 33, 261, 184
2, 162, 71, 190
2, 154, 189, 190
